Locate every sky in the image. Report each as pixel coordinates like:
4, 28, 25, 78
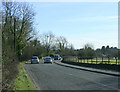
31, 2, 118, 49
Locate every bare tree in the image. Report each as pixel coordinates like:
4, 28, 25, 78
84, 43, 94, 49
78, 43, 95, 59
40, 31, 55, 55
56, 36, 68, 50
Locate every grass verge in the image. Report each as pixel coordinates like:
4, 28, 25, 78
13, 61, 36, 91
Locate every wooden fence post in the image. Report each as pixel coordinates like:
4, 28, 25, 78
96, 57, 97, 64
102, 57, 103, 64
91, 58, 92, 63
116, 57, 117, 65
108, 57, 109, 64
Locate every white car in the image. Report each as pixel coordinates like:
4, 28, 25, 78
44, 57, 53, 64
31, 56, 39, 64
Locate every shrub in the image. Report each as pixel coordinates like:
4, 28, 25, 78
2, 44, 19, 90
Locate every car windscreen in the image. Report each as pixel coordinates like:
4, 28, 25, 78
55, 55, 60, 57
45, 58, 51, 60
32, 57, 38, 59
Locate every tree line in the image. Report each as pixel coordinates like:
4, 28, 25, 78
77, 45, 118, 59
21, 32, 119, 60
21, 32, 75, 60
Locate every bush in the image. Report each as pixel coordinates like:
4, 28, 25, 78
2, 44, 19, 90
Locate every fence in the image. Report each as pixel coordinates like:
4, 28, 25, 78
62, 56, 120, 65
62, 56, 78, 62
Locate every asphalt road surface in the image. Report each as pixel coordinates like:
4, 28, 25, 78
25, 60, 119, 90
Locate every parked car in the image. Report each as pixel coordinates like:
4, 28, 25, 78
54, 55, 61, 60
44, 57, 53, 64
31, 56, 39, 64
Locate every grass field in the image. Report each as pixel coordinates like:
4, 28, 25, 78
13, 61, 35, 91
76, 59, 120, 65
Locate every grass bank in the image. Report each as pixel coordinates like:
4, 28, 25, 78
13, 61, 36, 91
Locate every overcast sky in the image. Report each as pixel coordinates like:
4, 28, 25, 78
31, 2, 118, 49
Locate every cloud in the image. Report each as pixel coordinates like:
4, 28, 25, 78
108, 16, 118, 19
68, 37, 118, 49
62, 16, 117, 22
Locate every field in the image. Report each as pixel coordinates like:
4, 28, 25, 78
76, 59, 120, 65
62, 57, 120, 65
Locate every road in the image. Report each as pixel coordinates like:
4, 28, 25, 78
25, 60, 119, 90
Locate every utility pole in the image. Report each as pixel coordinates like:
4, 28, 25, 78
14, 17, 16, 52
47, 35, 49, 55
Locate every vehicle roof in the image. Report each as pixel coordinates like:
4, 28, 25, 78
32, 56, 38, 58
45, 57, 51, 58
55, 55, 60, 56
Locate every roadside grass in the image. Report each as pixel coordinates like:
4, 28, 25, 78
76, 59, 120, 65
13, 61, 36, 91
